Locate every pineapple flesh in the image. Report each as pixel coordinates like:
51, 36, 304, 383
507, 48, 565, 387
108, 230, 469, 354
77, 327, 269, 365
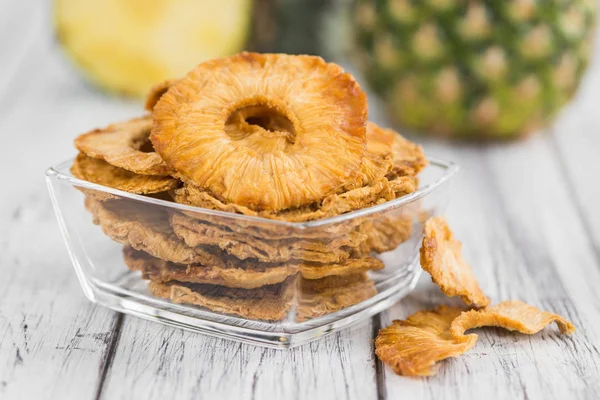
55, 0, 252, 97
353, 0, 597, 139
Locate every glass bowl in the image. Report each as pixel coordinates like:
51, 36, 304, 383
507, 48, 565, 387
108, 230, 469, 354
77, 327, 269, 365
46, 158, 457, 348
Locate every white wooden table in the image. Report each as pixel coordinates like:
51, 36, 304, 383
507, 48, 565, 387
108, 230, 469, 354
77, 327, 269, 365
1, 3, 599, 399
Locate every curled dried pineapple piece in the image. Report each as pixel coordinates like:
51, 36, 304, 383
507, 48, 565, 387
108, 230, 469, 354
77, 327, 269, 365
353, 122, 427, 186
75, 116, 173, 176
151, 52, 368, 212
450, 300, 576, 338
377, 124, 428, 177
375, 306, 477, 377
420, 217, 490, 308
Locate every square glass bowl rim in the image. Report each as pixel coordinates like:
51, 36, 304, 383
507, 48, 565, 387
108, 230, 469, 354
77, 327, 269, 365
45, 157, 458, 229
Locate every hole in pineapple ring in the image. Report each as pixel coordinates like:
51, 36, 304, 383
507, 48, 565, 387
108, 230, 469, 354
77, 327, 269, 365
225, 104, 297, 145
137, 138, 156, 153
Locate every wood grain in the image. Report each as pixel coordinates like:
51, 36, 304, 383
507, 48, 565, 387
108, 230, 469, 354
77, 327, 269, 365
98, 319, 377, 400
551, 35, 600, 261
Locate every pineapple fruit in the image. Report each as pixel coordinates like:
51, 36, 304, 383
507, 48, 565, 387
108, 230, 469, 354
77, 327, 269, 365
55, 0, 252, 97
353, 0, 597, 139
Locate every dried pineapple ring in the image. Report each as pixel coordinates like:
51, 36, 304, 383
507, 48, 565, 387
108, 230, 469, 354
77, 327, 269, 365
450, 300, 576, 338
149, 277, 295, 321
170, 212, 360, 263
151, 52, 368, 212
84, 197, 214, 265
75, 116, 173, 176
145, 79, 180, 111
296, 273, 377, 322
299, 257, 384, 280
369, 122, 428, 177
123, 246, 298, 289
420, 217, 490, 308
172, 175, 416, 222
375, 306, 477, 377
71, 153, 179, 194
356, 215, 413, 255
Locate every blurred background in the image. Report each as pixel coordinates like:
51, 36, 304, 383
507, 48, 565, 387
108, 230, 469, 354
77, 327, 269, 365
53, 0, 597, 141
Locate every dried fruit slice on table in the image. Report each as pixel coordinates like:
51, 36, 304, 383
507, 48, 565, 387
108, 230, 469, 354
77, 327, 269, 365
71, 153, 179, 194
151, 52, 368, 212
149, 276, 295, 321
420, 217, 491, 308
75, 116, 173, 176
375, 306, 477, 377
123, 246, 298, 289
450, 300, 576, 338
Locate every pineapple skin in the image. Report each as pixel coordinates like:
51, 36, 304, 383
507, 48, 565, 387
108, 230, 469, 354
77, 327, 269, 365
353, 0, 597, 139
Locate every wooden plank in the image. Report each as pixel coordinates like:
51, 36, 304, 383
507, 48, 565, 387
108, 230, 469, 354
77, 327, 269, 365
99, 319, 378, 400
383, 135, 600, 399
551, 36, 600, 257
0, 3, 139, 398
0, 195, 121, 400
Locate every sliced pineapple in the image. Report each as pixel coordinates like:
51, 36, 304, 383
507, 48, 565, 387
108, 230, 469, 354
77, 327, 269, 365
55, 0, 252, 97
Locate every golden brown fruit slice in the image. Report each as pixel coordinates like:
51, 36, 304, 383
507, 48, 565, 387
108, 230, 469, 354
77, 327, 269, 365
420, 217, 490, 308
450, 300, 576, 338
123, 246, 298, 289
169, 212, 367, 263
296, 273, 377, 322
75, 116, 173, 176
151, 52, 368, 212
172, 175, 416, 222
71, 153, 179, 194
55, 0, 251, 97
356, 214, 413, 255
388, 128, 428, 177
299, 257, 384, 280
375, 306, 477, 376
85, 197, 215, 265
170, 214, 358, 264
350, 122, 427, 187
149, 276, 295, 321
145, 79, 180, 111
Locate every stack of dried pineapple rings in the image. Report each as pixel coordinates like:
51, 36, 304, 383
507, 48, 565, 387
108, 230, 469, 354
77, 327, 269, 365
72, 52, 428, 321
